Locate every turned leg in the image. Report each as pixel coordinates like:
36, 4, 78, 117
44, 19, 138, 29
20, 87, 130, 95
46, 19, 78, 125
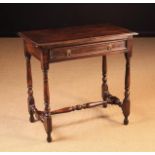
102, 56, 109, 107
41, 51, 52, 142
122, 52, 131, 125
24, 50, 35, 123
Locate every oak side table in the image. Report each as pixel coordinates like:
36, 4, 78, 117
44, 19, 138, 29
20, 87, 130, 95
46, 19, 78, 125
18, 24, 137, 142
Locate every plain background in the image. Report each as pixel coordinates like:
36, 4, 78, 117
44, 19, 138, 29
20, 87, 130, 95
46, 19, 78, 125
0, 4, 155, 37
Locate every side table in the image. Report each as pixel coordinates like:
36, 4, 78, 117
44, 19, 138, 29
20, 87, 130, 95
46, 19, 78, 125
18, 24, 138, 142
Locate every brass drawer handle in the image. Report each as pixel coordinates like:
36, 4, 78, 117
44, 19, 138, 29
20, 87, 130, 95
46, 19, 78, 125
66, 49, 72, 57
107, 44, 112, 51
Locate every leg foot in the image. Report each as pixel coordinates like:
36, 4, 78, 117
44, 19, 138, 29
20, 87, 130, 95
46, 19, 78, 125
29, 113, 35, 123
103, 104, 107, 108
122, 99, 130, 125
124, 116, 129, 125
47, 133, 52, 142
44, 115, 52, 143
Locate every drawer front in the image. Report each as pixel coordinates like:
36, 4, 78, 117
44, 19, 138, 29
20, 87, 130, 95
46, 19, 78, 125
49, 40, 127, 62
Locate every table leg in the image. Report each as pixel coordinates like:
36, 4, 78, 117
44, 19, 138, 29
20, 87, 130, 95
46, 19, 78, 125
102, 56, 109, 107
122, 52, 131, 125
41, 51, 52, 142
24, 50, 35, 123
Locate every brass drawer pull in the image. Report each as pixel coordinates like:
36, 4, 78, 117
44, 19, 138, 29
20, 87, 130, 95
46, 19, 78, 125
66, 49, 72, 57
107, 44, 112, 51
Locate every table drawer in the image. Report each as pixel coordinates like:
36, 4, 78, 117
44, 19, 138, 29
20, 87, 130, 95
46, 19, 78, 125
49, 40, 127, 62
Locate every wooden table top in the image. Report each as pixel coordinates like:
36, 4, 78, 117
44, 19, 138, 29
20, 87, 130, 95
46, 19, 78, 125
19, 24, 137, 47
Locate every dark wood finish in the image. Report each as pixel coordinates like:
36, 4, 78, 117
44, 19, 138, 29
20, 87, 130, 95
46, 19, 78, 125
19, 24, 137, 142
41, 50, 52, 142
24, 44, 36, 123
51, 101, 106, 115
122, 37, 132, 125
122, 52, 131, 125
18, 24, 135, 46
49, 40, 127, 62
24, 42, 41, 61
102, 56, 108, 108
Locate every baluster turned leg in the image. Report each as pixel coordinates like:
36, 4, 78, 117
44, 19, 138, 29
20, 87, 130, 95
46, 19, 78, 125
122, 52, 131, 125
41, 50, 52, 142
102, 56, 109, 107
24, 49, 35, 123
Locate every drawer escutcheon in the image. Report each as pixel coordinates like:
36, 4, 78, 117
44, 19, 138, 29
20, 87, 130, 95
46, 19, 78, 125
107, 43, 112, 51
66, 49, 72, 57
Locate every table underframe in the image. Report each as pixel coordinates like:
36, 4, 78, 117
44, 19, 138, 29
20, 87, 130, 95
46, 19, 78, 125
24, 45, 131, 143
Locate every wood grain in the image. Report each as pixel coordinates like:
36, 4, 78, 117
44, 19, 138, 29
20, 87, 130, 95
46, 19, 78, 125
20, 24, 137, 142
18, 24, 137, 47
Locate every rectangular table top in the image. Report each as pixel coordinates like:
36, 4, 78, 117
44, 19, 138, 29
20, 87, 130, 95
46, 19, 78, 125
18, 24, 137, 47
